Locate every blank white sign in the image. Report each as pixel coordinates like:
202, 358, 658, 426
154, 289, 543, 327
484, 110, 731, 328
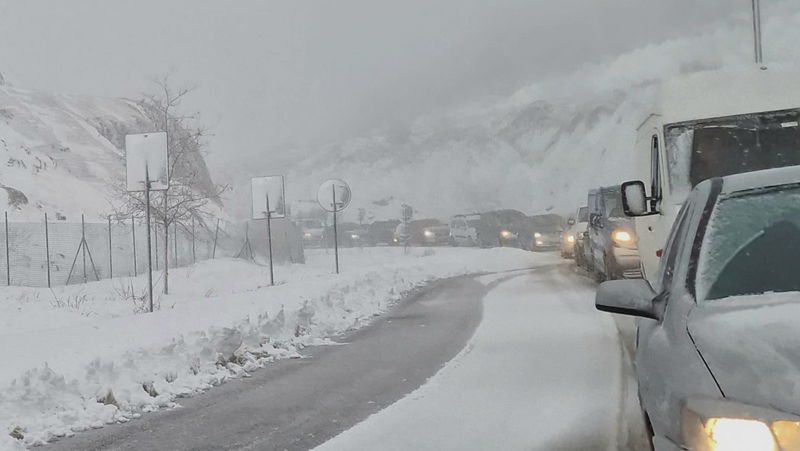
252, 175, 286, 219
125, 132, 169, 191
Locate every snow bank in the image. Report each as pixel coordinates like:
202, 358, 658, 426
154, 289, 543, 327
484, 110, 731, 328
0, 247, 554, 449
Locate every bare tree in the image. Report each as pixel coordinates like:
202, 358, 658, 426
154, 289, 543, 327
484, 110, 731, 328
112, 76, 227, 295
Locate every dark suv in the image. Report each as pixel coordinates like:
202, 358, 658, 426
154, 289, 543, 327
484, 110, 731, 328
586, 185, 642, 281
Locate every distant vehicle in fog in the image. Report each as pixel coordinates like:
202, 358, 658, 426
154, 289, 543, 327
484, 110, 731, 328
422, 223, 450, 246
529, 214, 566, 252
368, 220, 400, 246
562, 206, 588, 260
627, 64, 800, 283
299, 219, 326, 248
597, 166, 800, 451
292, 200, 328, 248
409, 219, 446, 246
475, 210, 532, 249
586, 185, 641, 281
449, 214, 481, 247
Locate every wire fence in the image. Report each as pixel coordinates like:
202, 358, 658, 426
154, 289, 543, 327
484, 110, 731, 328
0, 213, 305, 288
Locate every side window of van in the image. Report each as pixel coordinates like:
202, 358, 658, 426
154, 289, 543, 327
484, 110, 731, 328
651, 135, 662, 202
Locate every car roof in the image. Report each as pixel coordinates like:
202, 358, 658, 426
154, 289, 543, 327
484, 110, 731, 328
718, 165, 800, 196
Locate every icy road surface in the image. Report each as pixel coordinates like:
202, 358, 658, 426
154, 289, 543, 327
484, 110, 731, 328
315, 264, 648, 451
45, 263, 646, 451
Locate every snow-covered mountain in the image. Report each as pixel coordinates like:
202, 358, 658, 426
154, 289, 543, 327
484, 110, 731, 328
282, 0, 800, 222
0, 80, 220, 222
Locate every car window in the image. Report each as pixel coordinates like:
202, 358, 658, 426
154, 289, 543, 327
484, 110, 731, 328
699, 184, 800, 300
654, 195, 693, 294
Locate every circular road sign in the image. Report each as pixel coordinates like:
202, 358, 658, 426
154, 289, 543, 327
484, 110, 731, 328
317, 179, 352, 212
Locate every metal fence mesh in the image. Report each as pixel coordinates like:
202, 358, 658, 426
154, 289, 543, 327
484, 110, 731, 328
0, 214, 304, 287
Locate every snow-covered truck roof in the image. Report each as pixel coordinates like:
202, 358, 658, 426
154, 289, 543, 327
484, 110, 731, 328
655, 63, 800, 126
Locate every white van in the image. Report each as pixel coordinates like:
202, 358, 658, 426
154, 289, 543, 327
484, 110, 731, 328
622, 64, 800, 282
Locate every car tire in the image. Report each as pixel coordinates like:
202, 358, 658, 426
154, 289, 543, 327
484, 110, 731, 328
450, 236, 458, 247
467, 236, 474, 247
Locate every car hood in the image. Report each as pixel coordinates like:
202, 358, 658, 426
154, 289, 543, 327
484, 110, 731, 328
689, 293, 800, 415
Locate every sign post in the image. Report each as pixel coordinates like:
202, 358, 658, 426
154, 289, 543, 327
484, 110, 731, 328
126, 132, 169, 313
401, 204, 413, 254
317, 179, 351, 274
251, 175, 286, 286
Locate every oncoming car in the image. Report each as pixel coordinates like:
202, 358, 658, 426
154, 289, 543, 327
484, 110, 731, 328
596, 166, 800, 451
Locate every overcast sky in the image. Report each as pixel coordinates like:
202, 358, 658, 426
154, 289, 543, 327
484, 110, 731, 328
0, 0, 747, 175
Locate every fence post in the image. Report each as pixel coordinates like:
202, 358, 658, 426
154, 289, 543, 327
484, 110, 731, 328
82, 214, 87, 284
212, 219, 220, 259
174, 222, 178, 268
192, 217, 196, 264
5, 212, 9, 286
131, 213, 138, 277
154, 222, 159, 271
108, 216, 113, 279
45, 213, 51, 288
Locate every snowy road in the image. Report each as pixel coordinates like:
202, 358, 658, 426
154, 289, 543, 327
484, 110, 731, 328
46, 271, 503, 451
46, 263, 646, 451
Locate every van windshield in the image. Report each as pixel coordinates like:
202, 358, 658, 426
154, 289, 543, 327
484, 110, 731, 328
665, 109, 800, 200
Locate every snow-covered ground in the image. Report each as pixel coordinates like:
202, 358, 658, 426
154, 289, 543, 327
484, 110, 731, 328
313, 266, 647, 451
0, 247, 554, 450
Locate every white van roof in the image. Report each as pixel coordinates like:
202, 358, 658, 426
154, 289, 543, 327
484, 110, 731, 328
660, 63, 800, 126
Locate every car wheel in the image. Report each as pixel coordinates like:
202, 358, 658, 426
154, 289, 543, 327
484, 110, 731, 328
467, 236, 474, 247
450, 236, 458, 247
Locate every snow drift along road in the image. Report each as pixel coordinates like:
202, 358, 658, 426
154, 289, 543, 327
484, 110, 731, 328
0, 247, 554, 450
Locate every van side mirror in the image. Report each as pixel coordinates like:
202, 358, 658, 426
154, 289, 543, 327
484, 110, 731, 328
621, 181, 658, 217
567, 219, 576, 226
589, 213, 602, 228
595, 280, 662, 320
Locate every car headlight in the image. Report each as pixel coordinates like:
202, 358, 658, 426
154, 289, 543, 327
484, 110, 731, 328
304, 233, 312, 237
612, 230, 633, 245
424, 230, 434, 238
351, 234, 359, 239
566, 234, 575, 244
534, 232, 542, 238
704, 418, 775, 451
682, 398, 799, 451
501, 230, 512, 238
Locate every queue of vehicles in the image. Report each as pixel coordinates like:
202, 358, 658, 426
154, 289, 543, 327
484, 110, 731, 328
589, 64, 800, 451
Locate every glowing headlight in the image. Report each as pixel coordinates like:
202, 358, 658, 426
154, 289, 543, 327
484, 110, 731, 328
393, 238, 398, 243
501, 230, 512, 238
351, 234, 359, 239
304, 233, 312, 237
704, 418, 776, 451
424, 230, 435, 238
612, 230, 632, 244
534, 232, 542, 238
566, 235, 575, 244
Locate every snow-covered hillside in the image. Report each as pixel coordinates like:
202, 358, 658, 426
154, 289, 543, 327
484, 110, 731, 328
283, 0, 800, 221
0, 80, 219, 221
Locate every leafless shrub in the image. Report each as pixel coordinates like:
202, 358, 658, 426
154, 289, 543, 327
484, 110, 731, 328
50, 289, 91, 309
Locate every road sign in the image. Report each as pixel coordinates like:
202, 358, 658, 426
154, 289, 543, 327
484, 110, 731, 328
251, 176, 286, 219
317, 179, 351, 212
125, 132, 169, 192
401, 204, 413, 222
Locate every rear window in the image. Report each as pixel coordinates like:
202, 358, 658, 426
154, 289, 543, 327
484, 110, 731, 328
577, 207, 588, 222
601, 187, 625, 218
699, 184, 800, 300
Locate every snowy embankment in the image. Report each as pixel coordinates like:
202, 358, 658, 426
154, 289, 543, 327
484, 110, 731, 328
0, 247, 554, 450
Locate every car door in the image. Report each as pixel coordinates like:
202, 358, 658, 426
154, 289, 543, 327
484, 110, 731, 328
636, 188, 710, 441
